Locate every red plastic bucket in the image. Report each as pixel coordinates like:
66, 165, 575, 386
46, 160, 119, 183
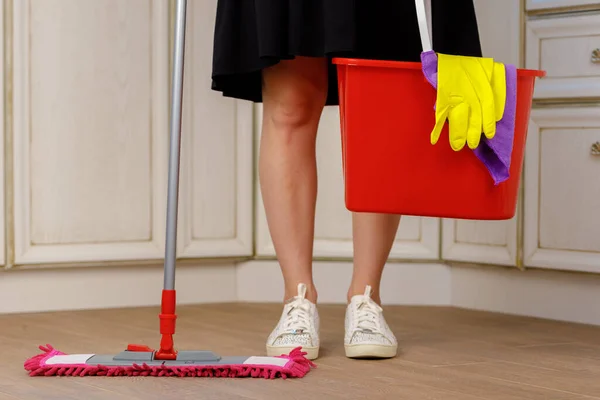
332, 58, 545, 220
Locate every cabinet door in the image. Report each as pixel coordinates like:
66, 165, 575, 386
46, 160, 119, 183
524, 107, 600, 273
526, 0, 600, 11
0, 1, 4, 267
254, 106, 440, 260
441, 0, 521, 266
176, 0, 253, 258
12, 0, 169, 265
526, 13, 600, 100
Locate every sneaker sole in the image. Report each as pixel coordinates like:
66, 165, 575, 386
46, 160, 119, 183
344, 344, 397, 359
266, 345, 319, 360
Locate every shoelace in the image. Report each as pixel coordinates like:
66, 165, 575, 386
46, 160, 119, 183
355, 297, 384, 334
282, 297, 312, 333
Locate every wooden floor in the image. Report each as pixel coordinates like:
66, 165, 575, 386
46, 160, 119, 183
1, 304, 600, 400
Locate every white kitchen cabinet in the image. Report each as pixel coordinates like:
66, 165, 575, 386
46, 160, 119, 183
0, 1, 5, 267
526, 0, 600, 11
526, 13, 600, 99
12, 0, 170, 265
441, 0, 521, 266
524, 107, 600, 273
177, 0, 253, 258
254, 106, 440, 260
11, 0, 252, 266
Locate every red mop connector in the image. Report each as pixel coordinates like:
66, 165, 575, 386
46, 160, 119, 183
154, 289, 178, 360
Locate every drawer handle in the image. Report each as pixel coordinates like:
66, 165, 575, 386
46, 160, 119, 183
592, 142, 600, 156
593, 49, 600, 64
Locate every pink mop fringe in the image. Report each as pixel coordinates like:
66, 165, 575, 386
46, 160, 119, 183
24, 344, 315, 379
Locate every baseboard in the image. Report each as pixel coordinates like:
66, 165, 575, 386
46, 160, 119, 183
4, 259, 599, 327
236, 260, 600, 326
0, 262, 237, 314
235, 260, 452, 305
451, 264, 600, 326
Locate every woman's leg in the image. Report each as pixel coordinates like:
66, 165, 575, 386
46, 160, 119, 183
349, 213, 401, 304
344, 212, 401, 359
260, 56, 328, 303
261, 56, 328, 359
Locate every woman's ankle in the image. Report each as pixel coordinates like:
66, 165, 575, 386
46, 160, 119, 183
284, 281, 318, 303
347, 283, 381, 305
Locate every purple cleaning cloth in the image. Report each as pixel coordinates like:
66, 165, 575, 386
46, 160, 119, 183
420, 50, 517, 185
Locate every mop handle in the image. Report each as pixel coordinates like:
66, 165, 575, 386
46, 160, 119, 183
154, 0, 187, 361
414, 0, 432, 52
164, 0, 187, 291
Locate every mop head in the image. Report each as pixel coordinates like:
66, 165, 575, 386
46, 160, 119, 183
24, 344, 315, 379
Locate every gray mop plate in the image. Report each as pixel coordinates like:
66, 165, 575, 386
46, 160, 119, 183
86, 350, 250, 366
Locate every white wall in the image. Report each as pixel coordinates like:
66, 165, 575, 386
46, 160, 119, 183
451, 264, 600, 326
0, 262, 237, 314
4, 259, 600, 327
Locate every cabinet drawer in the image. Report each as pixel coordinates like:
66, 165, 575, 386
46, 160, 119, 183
524, 107, 600, 272
526, 14, 600, 99
526, 0, 600, 11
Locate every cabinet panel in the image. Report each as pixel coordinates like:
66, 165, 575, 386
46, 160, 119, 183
12, 0, 169, 264
0, 2, 4, 267
526, 0, 600, 11
442, 219, 517, 266
524, 107, 600, 272
442, 0, 520, 266
177, 0, 253, 258
255, 106, 439, 260
526, 14, 600, 99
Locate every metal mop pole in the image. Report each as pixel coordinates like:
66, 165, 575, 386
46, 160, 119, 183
155, 0, 187, 360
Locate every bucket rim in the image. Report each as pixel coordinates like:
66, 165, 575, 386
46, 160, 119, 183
332, 57, 546, 77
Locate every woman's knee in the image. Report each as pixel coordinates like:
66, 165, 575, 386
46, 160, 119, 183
266, 95, 321, 133
262, 57, 328, 133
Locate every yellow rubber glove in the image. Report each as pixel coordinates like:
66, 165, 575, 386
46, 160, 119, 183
430, 54, 506, 151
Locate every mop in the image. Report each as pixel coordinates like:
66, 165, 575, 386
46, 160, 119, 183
23, 0, 314, 379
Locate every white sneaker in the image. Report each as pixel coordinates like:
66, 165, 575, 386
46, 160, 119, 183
344, 285, 398, 358
266, 283, 320, 360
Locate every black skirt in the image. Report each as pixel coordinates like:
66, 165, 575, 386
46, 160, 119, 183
211, 0, 482, 106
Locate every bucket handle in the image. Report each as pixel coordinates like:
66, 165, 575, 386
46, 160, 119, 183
415, 0, 432, 52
